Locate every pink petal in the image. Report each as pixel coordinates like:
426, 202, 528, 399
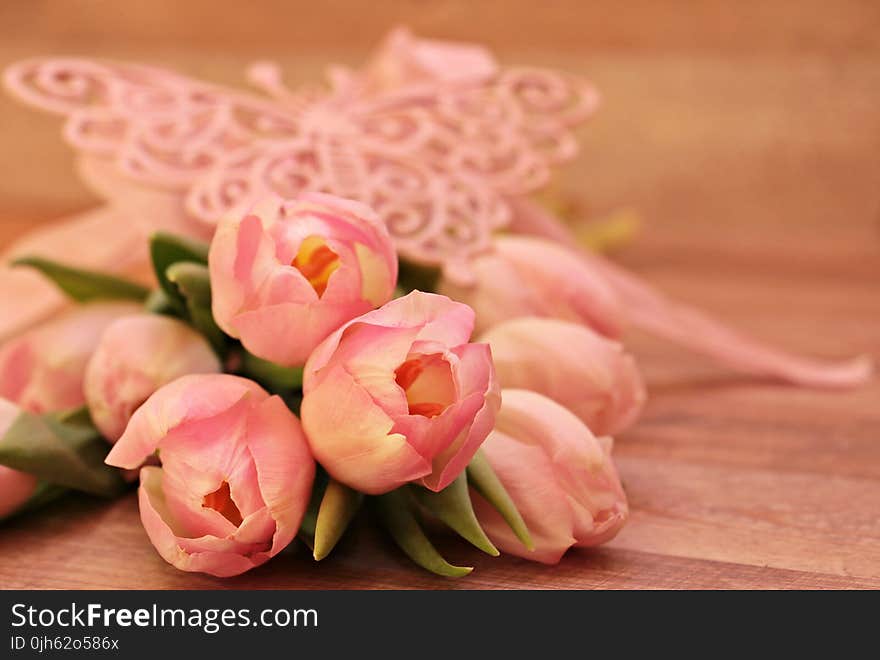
355, 242, 396, 307
245, 395, 315, 555
232, 506, 277, 546
261, 266, 327, 306
392, 392, 480, 465
209, 211, 277, 337
304, 291, 474, 383
495, 236, 625, 338
301, 363, 429, 494
313, 324, 421, 394
138, 466, 261, 577
480, 317, 646, 435
414, 342, 500, 491
173, 534, 269, 559
0, 302, 141, 414
472, 434, 577, 564
160, 458, 243, 539
106, 374, 267, 469
502, 389, 628, 546
84, 314, 221, 441
231, 298, 371, 367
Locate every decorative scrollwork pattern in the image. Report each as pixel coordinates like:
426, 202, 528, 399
3, 35, 597, 282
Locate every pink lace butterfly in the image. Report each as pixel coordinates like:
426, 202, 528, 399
3, 27, 595, 284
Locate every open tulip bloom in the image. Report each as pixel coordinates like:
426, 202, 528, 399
105, 374, 315, 577
301, 291, 500, 495
0, 28, 873, 578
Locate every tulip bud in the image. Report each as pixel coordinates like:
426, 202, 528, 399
209, 193, 398, 367
301, 291, 500, 495
0, 302, 142, 414
84, 314, 221, 442
437, 235, 624, 337
472, 389, 628, 564
105, 374, 315, 577
480, 317, 645, 435
0, 398, 38, 520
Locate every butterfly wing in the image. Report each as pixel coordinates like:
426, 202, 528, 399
346, 66, 596, 186
3, 57, 304, 191
353, 66, 598, 277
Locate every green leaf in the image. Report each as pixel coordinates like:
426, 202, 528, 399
372, 489, 473, 578
239, 350, 304, 393
467, 449, 534, 551
411, 473, 498, 556
313, 479, 363, 561
164, 262, 227, 354
149, 232, 210, 315
0, 408, 126, 498
12, 256, 150, 303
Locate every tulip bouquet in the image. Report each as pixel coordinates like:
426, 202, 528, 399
0, 27, 871, 580
0, 192, 635, 576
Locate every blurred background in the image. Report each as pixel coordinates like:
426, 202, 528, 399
1, 0, 878, 359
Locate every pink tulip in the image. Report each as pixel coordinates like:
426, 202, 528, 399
439, 232, 872, 388
438, 235, 624, 338
472, 389, 628, 564
0, 398, 39, 520
0, 302, 142, 414
209, 193, 398, 367
301, 291, 500, 494
84, 314, 222, 442
105, 374, 315, 577
480, 317, 645, 435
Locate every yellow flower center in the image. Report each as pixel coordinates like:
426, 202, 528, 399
292, 235, 340, 297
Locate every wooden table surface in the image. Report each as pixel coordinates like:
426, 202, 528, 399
0, 1, 878, 589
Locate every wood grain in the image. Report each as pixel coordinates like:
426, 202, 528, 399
0, 1, 878, 589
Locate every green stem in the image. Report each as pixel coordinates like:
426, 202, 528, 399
411, 474, 498, 556
372, 489, 472, 578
